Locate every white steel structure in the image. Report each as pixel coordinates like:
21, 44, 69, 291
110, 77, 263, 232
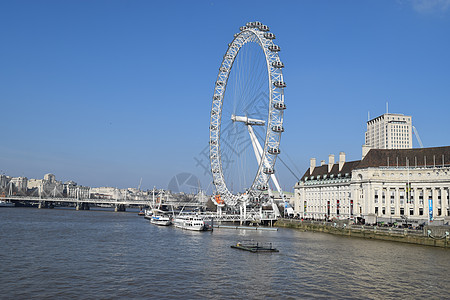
209, 21, 286, 216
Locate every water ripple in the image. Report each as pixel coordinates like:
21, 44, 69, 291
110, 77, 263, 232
1, 207, 449, 299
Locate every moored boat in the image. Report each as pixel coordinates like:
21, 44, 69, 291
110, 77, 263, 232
173, 215, 212, 231
0, 200, 14, 207
150, 213, 172, 226
144, 208, 153, 220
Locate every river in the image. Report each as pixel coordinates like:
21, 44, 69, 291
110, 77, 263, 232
0, 207, 448, 299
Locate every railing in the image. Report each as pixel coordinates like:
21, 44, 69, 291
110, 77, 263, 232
280, 218, 450, 239
3, 195, 153, 206
178, 211, 277, 222
5, 195, 278, 222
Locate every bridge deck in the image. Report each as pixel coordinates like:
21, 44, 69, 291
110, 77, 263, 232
2, 196, 278, 222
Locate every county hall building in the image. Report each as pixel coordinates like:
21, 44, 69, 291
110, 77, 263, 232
294, 113, 450, 225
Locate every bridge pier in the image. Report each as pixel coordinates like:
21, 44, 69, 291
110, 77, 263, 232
76, 202, 90, 210
115, 204, 126, 212
38, 201, 48, 209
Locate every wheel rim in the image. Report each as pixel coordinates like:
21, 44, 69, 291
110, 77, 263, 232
209, 22, 286, 207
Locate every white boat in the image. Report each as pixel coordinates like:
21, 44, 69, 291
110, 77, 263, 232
173, 215, 212, 231
150, 213, 172, 226
0, 200, 14, 207
144, 208, 153, 220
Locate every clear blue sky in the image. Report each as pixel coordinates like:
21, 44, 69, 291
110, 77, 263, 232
1, 0, 449, 192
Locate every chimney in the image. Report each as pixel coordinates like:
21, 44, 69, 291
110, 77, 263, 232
309, 158, 316, 175
321, 160, 326, 166
339, 152, 346, 171
362, 145, 371, 159
328, 154, 335, 172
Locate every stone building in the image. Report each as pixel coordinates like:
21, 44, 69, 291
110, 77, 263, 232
27, 173, 64, 197
63, 181, 90, 199
9, 177, 28, 195
294, 146, 450, 225
0, 175, 26, 195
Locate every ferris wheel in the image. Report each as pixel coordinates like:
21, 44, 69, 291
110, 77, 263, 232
209, 21, 286, 208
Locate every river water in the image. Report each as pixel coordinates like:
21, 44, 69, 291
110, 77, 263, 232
0, 207, 448, 299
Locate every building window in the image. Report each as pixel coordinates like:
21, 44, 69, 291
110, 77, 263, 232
350, 200, 353, 216
410, 209, 414, 215
438, 208, 442, 216
400, 208, 404, 215
336, 200, 340, 216
382, 207, 386, 215
390, 191, 395, 204
375, 207, 379, 214
391, 207, 395, 215
419, 208, 423, 215
374, 191, 378, 203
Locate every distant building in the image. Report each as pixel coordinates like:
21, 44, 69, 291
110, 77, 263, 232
10, 177, 28, 195
63, 181, 90, 199
294, 146, 450, 225
0, 176, 28, 195
90, 187, 118, 199
365, 113, 412, 150
0, 175, 9, 190
27, 174, 64, 197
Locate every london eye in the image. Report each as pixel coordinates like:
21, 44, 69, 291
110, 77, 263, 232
209, 21, 286, 216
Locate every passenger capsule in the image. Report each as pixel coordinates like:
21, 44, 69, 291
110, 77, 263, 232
268, 45, 281, 52
263, 167, 275, 175
271, 125, 284, 132
219, 67, 229, 72
216, 81, 225, 86
264, 32, 275, 39
212, 168, 219, 173
272, 61, 284, 68
240, 26, 248, 31
268, 147, 281, 155
257, 185, 268, 191
254, 21, 262, 26
210, 139, 217, 145
211, 110, 218, 115
259, 25, 269, 31
273, 102, 286, 110
273, 81, 286, 88
210, 125, 217, 130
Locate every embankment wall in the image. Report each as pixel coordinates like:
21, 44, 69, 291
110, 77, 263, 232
276, 219, 449, 248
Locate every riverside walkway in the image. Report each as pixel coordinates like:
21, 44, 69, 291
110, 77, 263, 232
276, 218, 450, 248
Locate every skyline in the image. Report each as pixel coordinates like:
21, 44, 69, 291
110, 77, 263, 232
1, 0, 449, 192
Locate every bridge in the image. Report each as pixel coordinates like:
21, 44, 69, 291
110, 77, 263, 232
2, 195, 278, 223
1, 195, 202, 212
